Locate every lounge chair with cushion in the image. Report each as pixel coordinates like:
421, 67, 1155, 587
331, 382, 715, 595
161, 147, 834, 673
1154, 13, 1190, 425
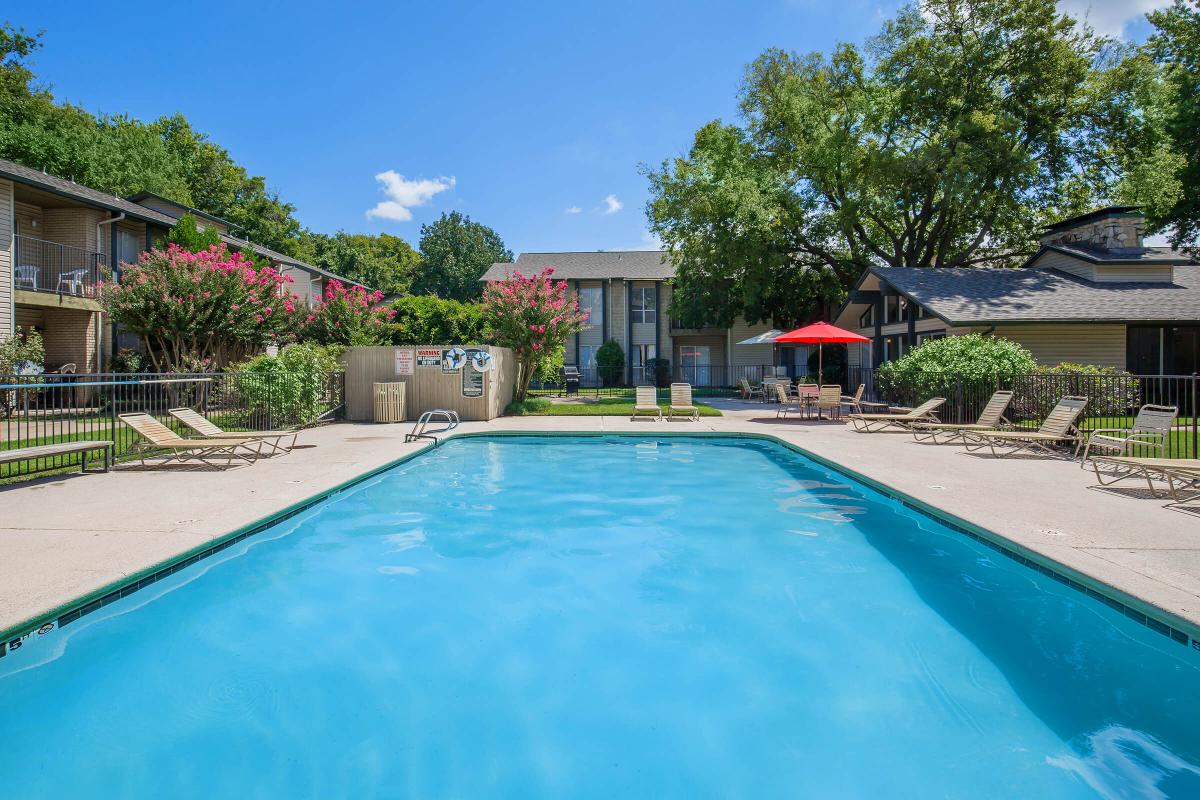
849, 397, 946, 432
169, 407, 299, 455
911, 390, 1014, 444
1078, 404, 1177, 468
962, 396, 1088, 457
630, 386, 663, 422
119, 413, 265, 467
1090, 455, 1200, 502
668, 383, 700, 421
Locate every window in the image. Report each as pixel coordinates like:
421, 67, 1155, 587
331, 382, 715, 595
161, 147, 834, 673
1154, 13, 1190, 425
579, 286, 603, 327
578, 345, 598, 369
858, 307, 874, 329
916, 332, 946, 346
630, 286, 657, 324
882, 335, 905, 362
632, 344, 656, 383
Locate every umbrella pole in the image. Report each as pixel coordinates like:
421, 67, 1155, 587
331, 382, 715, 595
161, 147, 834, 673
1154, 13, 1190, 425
818, 344, 824, 418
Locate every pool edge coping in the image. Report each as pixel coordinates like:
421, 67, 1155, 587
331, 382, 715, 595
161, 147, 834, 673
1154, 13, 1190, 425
3, 429, 1197, 658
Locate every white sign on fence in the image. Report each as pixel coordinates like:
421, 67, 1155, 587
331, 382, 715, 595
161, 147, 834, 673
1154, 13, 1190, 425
394, 349, 414, 376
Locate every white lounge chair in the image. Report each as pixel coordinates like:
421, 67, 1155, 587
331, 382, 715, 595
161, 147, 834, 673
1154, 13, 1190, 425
668, 383, 700, 421
1079, 404, 1177, 468
911, 390, 1014, 444
963, 396, 1088, 457
849, 397, 945, 432
630, 386, 662, 421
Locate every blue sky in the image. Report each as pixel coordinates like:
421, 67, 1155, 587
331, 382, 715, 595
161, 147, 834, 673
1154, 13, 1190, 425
12, 0, 1162, 256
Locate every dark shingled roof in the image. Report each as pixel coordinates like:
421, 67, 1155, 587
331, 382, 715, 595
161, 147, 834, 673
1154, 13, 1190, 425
482, 251, 675, 282
870, 264, 1200, 325
0, 157, 367, 290
1042, 205, 1142, 232
1041, 243, 1190, 265
0, 157, 178, 226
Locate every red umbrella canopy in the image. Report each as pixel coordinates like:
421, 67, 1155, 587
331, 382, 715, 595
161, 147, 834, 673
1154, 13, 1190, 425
773, 321, 870, 344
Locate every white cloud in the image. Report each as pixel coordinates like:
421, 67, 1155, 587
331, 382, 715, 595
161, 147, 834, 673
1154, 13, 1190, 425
603, 194, 623, 215
366, 170, 456, 222
564, 206, 582, 214
1058, 0, 1168, 38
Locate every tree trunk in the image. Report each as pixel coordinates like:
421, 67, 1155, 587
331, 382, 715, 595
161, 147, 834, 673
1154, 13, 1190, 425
514, 357, 535, 402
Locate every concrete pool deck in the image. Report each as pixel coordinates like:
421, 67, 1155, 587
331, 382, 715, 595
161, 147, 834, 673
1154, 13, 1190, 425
1, 404, 1197, 641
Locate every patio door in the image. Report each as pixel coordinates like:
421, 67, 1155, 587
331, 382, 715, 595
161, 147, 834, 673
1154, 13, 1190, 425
680, 345, 710, 386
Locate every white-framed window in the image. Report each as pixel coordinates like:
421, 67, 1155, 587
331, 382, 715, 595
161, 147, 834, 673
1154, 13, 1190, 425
630, 286, 657, 324
579, 286, 603, 327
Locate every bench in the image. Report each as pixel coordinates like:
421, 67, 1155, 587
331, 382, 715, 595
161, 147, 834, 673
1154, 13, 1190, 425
0, 440, 113, 473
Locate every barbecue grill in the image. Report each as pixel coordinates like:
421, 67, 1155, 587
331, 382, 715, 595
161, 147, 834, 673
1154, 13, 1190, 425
560, 365, 581, 396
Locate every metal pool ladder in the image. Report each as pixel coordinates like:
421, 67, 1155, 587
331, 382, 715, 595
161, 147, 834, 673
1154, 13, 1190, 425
405, 409, 461, 442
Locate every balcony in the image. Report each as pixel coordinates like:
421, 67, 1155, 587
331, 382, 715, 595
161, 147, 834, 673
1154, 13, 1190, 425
14, 235, 107, 299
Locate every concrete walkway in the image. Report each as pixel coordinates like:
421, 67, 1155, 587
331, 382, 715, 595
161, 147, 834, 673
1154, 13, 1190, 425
1, 404, 1197, 639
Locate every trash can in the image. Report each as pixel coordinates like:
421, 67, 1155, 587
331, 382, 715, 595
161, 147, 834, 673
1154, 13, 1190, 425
373, 382, 406, 423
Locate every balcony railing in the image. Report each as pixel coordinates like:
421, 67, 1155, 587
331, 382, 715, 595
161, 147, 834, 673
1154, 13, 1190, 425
14, 235, 107, 298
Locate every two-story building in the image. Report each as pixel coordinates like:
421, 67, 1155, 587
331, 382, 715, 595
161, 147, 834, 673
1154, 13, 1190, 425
482, 251, 778, 385
831, 207, 1200, 376
0, 158, 364, 374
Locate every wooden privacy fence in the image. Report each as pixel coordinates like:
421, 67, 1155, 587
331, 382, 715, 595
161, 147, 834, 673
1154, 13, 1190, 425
341, 346, 515, 422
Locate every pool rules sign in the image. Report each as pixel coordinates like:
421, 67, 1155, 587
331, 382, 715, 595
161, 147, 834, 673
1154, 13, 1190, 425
394, 349, 414, 376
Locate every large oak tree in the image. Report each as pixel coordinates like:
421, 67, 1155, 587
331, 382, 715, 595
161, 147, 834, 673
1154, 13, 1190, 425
646, 0, 1129, 328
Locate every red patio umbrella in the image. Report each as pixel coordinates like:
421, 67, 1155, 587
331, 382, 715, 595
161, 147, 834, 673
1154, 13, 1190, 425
773, 322, 870, 385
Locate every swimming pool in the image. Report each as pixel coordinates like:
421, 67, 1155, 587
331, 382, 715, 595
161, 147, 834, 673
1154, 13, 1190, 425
1, 435, 1197, 798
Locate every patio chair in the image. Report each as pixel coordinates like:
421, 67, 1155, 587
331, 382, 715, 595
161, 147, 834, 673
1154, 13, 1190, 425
841, 384, 889, 416
57, 268, 88, 295
816, 385, 843, 420
1078, 404, 1178, 468
119, 413, 266, 468
775, 382, 805, 418
849, 397, 945, 432
962, 396, 1088, 458
15, 264, 37, 290
168, 407, 299, 455
911, 390, 1014, 444
630, 386, 662, 422
1090, 455, 1200, 502
738, 377, 764, 402
668, 383, 700, 421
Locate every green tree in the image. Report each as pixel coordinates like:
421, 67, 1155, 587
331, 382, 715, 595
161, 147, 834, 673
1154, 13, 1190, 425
415, 211, 512, 301
647, 0, 1122, 328
299, 231, 422, 296
389, 295, 486, 345
1144, 0, 1200, 250
164, 213, 222, 252
595, 340, 625, 387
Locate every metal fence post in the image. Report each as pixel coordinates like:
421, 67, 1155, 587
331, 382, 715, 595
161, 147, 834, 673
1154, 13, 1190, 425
1193, 373, 1198, 460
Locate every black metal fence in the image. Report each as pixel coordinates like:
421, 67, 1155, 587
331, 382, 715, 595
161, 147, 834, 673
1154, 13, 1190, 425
531, 364, 778, 396
0, 371, 345, 480
831, 368, 1197, 459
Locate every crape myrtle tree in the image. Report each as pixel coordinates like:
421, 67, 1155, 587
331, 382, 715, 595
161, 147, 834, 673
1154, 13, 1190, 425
645, 0, 1131, 329
482, 268, 587, 402
101, 244, 300, 372
299, 280, 397, 347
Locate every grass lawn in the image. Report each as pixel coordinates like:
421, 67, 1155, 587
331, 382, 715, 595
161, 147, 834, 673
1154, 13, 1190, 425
506, 397, 722, 417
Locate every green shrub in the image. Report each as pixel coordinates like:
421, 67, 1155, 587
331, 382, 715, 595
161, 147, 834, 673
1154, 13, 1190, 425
0, 326, 43, 375
1023, 362, 1141, 417
534, 346, 564, 386
110, 348, 150, 374
389, 295, 486, 345
876, 334, 1036, 404
595, 339, 625, 387
227, 343, 345, 427
646, 357, 672, 387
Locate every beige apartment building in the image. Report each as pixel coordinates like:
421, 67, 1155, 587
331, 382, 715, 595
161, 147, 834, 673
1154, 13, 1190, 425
0, 158, 363, 375
482, 251, 777, 385
831, 207, 1199, 376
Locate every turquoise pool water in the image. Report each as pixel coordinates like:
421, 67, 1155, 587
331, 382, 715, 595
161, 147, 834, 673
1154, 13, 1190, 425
1, 435, 1198, 798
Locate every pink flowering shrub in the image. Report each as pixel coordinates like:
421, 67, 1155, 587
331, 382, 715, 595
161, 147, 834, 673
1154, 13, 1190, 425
101, 244, 301, 371
482, 267, 587, 401
299, 280, 396, 346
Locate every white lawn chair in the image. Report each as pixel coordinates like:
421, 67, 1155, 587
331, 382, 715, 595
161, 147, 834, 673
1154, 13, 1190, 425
631, 386, 662, 421
668, 383, 700, 421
